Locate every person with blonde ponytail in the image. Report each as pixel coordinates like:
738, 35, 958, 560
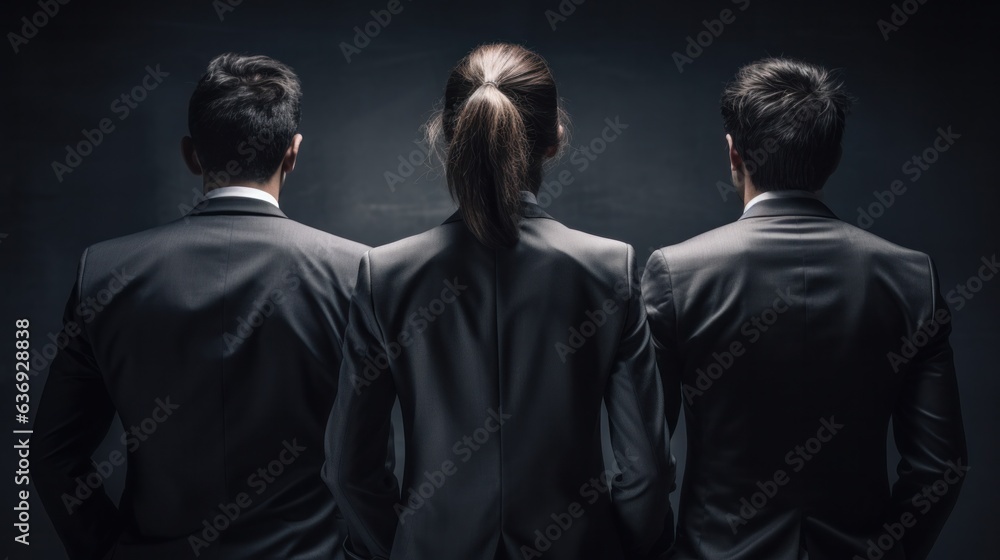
324, 43, 674, 560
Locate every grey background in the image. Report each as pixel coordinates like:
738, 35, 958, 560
2, 0, 997, 558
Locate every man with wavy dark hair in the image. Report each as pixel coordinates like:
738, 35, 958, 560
643, 58, 967, 560
34, 53, 369, 560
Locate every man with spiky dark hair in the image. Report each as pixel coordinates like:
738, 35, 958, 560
643, 58, 967, 560
34, 53, 369, 560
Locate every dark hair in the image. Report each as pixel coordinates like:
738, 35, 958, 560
721, 58, 852, 192
427, 43, 567, 249
188, 53, 302, 184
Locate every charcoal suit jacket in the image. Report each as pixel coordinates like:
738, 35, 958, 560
34, 196, 369, 559
324, 196, 675, 560
642, 195, 967, 560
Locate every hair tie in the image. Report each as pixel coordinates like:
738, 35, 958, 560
482, 80, 499, 88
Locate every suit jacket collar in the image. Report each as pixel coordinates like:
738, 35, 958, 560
737, 196, 838, 221
442, 199, 556, 225
186, 196, 289, 219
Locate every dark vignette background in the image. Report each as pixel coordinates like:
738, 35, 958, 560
1, 0, 997, 558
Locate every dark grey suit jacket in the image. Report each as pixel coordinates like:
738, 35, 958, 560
34, 196, 369, 560
642, 196, 967, 560
324, 198, 674, 560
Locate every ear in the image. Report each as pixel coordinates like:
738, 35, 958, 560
181, 136, 202, 176
281, 133, 303, 174
726, 134, 743, 172
543, 124, 565, 158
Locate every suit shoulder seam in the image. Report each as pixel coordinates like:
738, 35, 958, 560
656, 249, 679, 340
365, 252, 388, 347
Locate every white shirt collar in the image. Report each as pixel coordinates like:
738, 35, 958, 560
743, 189, 821, 214
520, 190, 538, 204
203, 186, 280, 208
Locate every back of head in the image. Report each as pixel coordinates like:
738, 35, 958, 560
721, 58, 852, 192
188, 53, 302, 184
427, 43, 566, 249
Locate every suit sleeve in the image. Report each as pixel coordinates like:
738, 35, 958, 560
323, 252, 400, 560
34, 249, 122, 560
888, 256, 968, 560
605, 244, 675, 559
641, 249, 683, 436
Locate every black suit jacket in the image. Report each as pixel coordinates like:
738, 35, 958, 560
34, 197, 369, 560
642, 196, 968, 560
324, 199, 674, 560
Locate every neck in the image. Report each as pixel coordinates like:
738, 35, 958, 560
741, 182, 764, 209
204, 181, 281, 202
